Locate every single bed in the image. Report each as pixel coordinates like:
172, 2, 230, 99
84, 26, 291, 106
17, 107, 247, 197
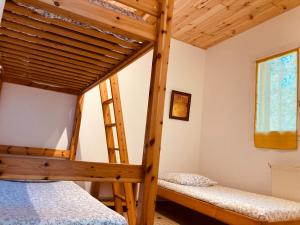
0, 180, 127, 225
158, 179, 300, 225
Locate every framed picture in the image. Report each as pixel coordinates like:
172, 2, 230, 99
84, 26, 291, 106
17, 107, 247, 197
169, 90, 192, 121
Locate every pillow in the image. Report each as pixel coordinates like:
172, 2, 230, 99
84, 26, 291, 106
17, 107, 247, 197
159, 172, 217, 187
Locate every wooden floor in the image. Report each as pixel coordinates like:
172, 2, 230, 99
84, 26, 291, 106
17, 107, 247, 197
124, 201, 226, 224
155, 201, 226, 225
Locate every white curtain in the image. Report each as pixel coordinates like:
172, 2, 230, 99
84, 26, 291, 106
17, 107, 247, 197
256, 52, 297, 133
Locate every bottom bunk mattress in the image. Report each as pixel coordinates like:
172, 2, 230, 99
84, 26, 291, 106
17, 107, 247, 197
158, 179, 300, 223
0, 180, 127, 225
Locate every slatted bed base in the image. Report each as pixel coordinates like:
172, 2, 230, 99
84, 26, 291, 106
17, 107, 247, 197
157, 186, 300, 225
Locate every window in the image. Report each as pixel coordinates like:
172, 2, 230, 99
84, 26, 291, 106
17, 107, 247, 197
255, 49, 299, 150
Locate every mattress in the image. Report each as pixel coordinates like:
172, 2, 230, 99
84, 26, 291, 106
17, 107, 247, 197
0, 180, 127, 225
158, 179, 300, 222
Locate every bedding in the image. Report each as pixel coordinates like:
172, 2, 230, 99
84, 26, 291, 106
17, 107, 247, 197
0, 180, 127, 225
159, 172, 217, 187
158, 179, 300, 222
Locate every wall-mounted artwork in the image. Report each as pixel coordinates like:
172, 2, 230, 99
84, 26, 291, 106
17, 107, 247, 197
169, 90, 191, 121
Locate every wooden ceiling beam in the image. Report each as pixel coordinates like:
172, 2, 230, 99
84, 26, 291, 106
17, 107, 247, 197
0, 23, 120, 65
0, 36, 110, 71
4, 1, 141, 49
15, 0, 156, 42
0, 154, 144, 183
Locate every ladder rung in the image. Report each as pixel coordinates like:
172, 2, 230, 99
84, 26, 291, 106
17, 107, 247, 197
108, 147, 120, 151
114, 193, 126, 201
105, 123, 116, 127
102, 98, 113, 105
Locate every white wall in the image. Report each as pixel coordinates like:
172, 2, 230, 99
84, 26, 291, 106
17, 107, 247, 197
0, 83, 76, 149
199, 6, 300, 195
0, 39, 205, 180
78, 39, 206, 176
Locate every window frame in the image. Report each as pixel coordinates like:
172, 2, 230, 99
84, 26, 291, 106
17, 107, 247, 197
254, 48, 299, 150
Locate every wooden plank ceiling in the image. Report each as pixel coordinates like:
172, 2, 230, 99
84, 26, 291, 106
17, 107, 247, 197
173, 0, 300, 49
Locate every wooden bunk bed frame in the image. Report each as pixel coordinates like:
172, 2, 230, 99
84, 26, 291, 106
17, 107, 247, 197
0, 0, 174, 225
158, 186, 300, 225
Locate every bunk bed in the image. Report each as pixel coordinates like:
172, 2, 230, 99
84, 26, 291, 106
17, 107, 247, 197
158, 179, 300, 225
0, 0, 174, 225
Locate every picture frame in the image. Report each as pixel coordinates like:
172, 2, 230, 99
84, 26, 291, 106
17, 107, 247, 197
169, 90, 192, 121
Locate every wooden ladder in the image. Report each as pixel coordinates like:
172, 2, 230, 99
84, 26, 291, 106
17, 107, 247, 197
94, 74, 136, 225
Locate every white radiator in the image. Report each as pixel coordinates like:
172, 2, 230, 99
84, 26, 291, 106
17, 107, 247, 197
271, 164, 300, 202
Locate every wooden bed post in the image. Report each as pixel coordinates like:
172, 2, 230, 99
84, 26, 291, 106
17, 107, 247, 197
69, 94, 84, 160
137, 0, 174, 224
0, 55, 3, 95
0, 75, 2, 96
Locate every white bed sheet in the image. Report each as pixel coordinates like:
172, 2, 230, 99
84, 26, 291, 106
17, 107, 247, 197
0, 180, 127, 225
158, 179, 300, 222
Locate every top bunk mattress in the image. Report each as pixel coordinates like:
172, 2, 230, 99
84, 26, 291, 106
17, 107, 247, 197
158, 179, 300, 222
0, 180, 127, 225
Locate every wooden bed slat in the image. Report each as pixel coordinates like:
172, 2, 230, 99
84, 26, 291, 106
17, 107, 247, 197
2, 10, 133, 55
3, 65, 91, 85
0, 31, 113, 69
2, 59, 96, 82
2, 11, 131, 58
15, 0, 156, 42
0, 145, 70, 158
114, 0, 160, 17
0, 154, 144, 183
0, 36, 110, 71
2, 76, 81, 95
0, 23, 120, 65
3, 71, 85, 90
3, 68, 85, 89
82, 42, 153, 93
0, 46, 105, 74
4, 1, 141, 49
1, 52, 100, 79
